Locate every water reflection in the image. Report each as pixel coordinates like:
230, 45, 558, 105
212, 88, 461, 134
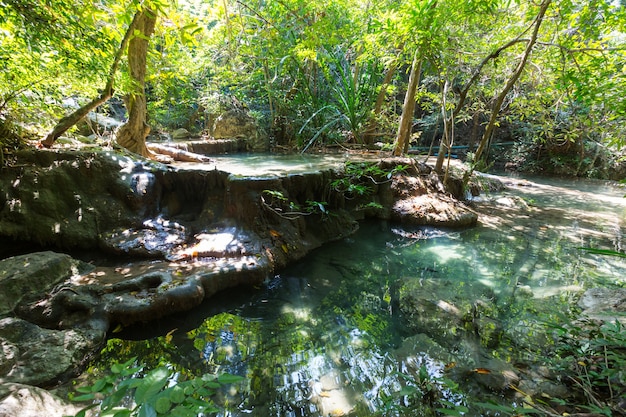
96, 175, 626, 416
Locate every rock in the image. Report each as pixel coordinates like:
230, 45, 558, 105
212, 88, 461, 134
0, 149, 157, 250
172, 128, 190, 140
0, 317, 106, 386
470, 357, 520, 392
578, 287, 626, 324
0, 252, 90, 316
395, 333, 457, 366
390, 171, 478, 228
0, 383, 88, 417
391, 194, 478, 227
101, 218, 188, 258
394, 276, 497, 348
212, 109, 268, 151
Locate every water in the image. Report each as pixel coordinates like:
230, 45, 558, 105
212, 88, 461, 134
175, 153, 380, 177
94, 174, 626, 416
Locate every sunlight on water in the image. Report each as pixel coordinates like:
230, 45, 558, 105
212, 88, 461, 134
100, 174, 626, 416
176, 153, 376, 176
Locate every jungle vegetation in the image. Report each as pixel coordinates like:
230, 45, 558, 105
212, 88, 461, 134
0, 0, 625, 173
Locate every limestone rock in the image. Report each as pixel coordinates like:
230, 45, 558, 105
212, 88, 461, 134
578, 287, 626, 324
394, 276, 497, 348
0, 317, 105, 386
0, 383, 88, 417
212, 109, 268, 151
390, 171, 478, 228
391, 194, 478, 227
0, 252, 90, 316
172, 128, 190, 140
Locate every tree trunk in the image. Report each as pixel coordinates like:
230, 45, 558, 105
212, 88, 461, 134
435, 81, 452, 174
41, 13, 140, 147
116, 8, 157, 157
473, 0, 551, 164
363, 52, 400, 145
392, 49, 422, 156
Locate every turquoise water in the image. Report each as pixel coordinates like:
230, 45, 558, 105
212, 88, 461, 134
95, 175, 626, 416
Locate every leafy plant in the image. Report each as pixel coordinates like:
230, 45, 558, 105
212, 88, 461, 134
331, 161, 408, 198
67, 357, 244, 417
550, 319, 626, 415
377, 367, 468, 417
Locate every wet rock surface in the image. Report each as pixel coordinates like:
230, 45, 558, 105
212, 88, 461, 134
0, 148, 491, 415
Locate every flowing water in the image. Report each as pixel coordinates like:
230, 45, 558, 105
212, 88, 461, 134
93, 172, 626, 416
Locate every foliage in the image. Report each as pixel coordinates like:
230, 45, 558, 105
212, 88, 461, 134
261, 189, 328, 219
0, 0, 624, 169
549, 319, 626, 415
377, 367, 468, 417
331, 161, 408, 198
67, 356, 244, 417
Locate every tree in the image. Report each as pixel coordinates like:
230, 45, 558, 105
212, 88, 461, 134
115, 6, 158, 157
393, 49, 422, 156
41, 12, 140, 147
391, 0, 438, 156
472, 0, 552, 165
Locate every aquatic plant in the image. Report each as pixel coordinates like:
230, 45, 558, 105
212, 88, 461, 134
67, 356, 244, 417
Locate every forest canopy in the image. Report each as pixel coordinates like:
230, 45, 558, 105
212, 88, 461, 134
0, 0, 625, 176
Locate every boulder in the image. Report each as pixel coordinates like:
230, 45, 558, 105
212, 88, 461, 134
212, 109, 268, 152
578, 287, 626, 324
0, 317, 106, 386
394, 276, 498, 348
0, 252, 91, 316
390, 170, 478, 228
172, 128, 190, 140
391, 194, 478, 227
0, 383, 88, 417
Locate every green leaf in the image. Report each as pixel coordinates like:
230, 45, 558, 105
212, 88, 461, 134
91, 378, 108, 392
134, 368, 170, 404
170, 405, 197, 417
137, 403, 157, 417
155, 397, 172, 414
72, 393, 96, 402
578, 247, 626, 258
168, 386, 185, 404
217, 373, 244, 384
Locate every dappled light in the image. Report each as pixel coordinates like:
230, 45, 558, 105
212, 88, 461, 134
1, 0, 625, 415
81, 174, 626, 416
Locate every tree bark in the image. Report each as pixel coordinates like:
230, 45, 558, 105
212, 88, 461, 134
115, 8, 157, 157
473, 0, 551, 164
392, 49, 422, 156
41, 13, 140, 147
363, 50, 401, 145
435, 81, 452, 174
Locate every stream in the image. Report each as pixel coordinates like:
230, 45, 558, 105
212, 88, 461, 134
89, 170, 626, 416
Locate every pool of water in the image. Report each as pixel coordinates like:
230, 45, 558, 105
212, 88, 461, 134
94, 174, 626, 416
175, 152, 381, 177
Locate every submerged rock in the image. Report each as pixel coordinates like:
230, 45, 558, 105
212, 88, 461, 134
0, 150, 488, 398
